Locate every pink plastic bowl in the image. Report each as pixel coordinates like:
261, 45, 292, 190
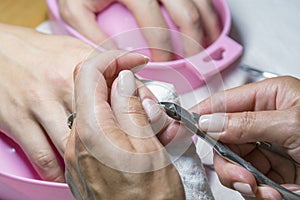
0, 133, 74, 200
47, 0, 242, 94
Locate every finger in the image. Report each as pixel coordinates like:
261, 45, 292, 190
197, 109, 297, 146
255, 186, 282, 200
11, 119, 65, 182
120, 0, 173, 61
191, 77, 286, 115
58, 0, 116, 49
74, 50, 148, 106
214, 153, 257, 198
136, 80, 193, 147
281, 184, 300, 193
111, 70, 162, 152
137, 80, 170, 135
161, 0, 204, 56
189, 77, 300, 146
192, 0, 221, 45
33, 101, 70, 155
215, 150, 283, 200
73, 51, 148, 150
79, 51, 148, 81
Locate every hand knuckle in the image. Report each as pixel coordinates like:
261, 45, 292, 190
33, 150, 57, 169
239, 111, 256, 138
150, 29, 171, 49
184, 9, 201, 27
47, 69, 70, 86
26, 87, 43, 104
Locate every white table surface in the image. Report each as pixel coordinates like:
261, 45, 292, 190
36, 1, 300, 199
227, 0, 300, 78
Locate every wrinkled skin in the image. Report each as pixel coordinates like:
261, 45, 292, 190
0, 23, 93, 182
191, 76, 300, 199
58, 0, 220, 61
64, 51, 185, 199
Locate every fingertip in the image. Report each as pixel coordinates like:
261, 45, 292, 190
113, 52, 149, 72
131, 53, 150, 66
214, 154, 257, 194
158, 122, 180, 145
141, 54, 150, 64
198, 113, 227, 133
142, 98, 163, 122
256, 186, 282, 200
232, 182, 256, 198
158, 121, 193, 146
117, 70, 137, 97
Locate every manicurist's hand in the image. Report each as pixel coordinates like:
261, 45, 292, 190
64, 51, 185, 199
192, 76, 300, 199
0, 23, 93, 182
58, 0, 220, 61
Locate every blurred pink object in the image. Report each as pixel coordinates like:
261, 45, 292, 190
47, 0, 242, 94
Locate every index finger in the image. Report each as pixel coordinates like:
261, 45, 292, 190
214, 154, 282, 199
160, 0, 204, 56
73, 51, 148, 132
58, 0, 116, 49
120, 0, 173, 61
190, 78, 281, 114
73, 51, 149, 167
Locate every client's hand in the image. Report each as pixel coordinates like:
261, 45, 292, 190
0, 23, 93, 182
58, 0, 220, 61
64, 51, 185, 199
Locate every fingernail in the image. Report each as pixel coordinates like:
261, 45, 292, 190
142, 55, 150, 63
233, 182, 255, 197
159, 123, 180, 145
142, 98, 161, 122
118, 70, 136, 96
258, 186, 281, 199
198, 114, 227, 132
206, 132, 222, 140
131, 64, 146, 73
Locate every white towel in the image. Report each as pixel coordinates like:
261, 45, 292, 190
173, 144, 215, 200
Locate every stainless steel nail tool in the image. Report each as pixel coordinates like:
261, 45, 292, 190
239, 64, 279, 83
159, 101, 300, 200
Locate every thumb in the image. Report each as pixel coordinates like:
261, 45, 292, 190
198, 110, 294, 146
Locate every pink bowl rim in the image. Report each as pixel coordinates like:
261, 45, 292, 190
0, 170, 68, 188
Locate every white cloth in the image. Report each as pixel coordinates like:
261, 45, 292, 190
173, 144, 214, 200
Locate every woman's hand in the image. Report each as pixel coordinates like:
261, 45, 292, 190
64, 51, 185, 199
192, 76, 300, 199
0, 23, 93, 182
58, 0, 220, 61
